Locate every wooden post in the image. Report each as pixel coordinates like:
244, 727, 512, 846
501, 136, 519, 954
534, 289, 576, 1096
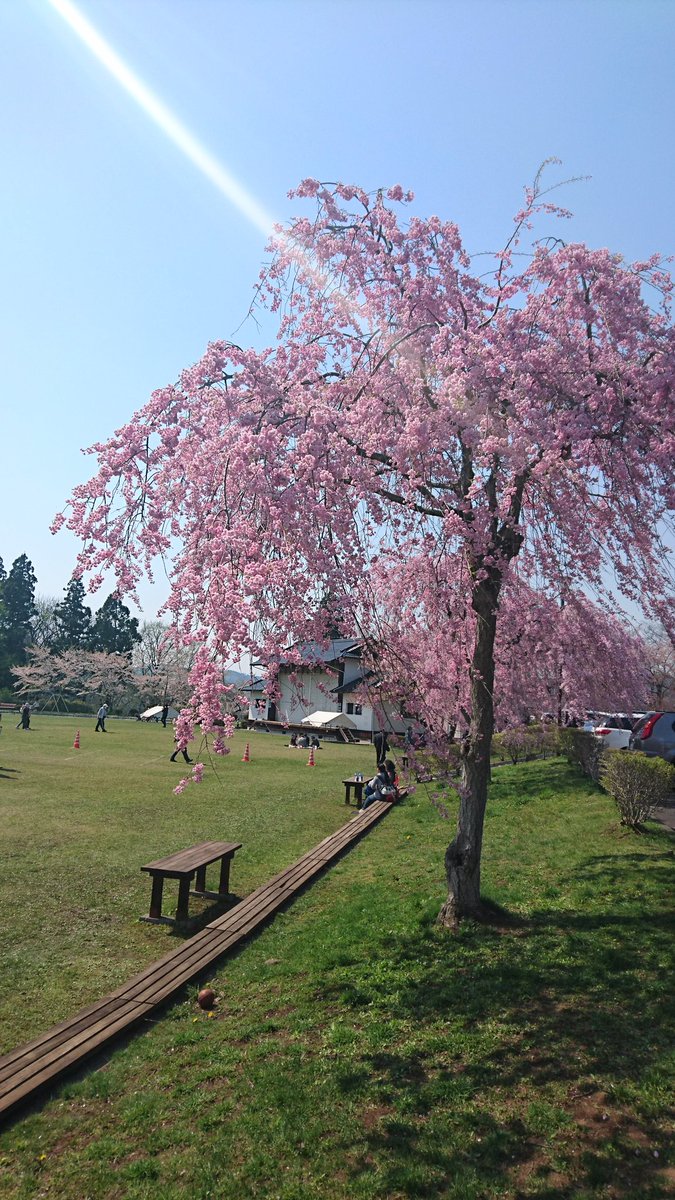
218, 854, 232, 895
148, 875, 164, 921
176, 876, 191, 923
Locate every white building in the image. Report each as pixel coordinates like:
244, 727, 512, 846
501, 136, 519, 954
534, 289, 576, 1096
245, 638, 405, 738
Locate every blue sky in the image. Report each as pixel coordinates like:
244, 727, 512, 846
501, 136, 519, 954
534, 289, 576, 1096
2, 0, 674, 618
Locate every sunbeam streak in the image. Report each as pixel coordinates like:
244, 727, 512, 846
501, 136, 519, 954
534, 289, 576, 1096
45, 0, 277, 238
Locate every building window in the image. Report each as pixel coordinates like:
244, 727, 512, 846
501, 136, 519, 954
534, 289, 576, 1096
354, 704, 362, 716
346, 703, 354, 715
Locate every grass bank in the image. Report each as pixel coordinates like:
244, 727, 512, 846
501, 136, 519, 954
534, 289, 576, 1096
0, 719, 673, 1198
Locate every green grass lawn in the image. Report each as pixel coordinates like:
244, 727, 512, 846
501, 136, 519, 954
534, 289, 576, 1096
0, 717, 673, 1199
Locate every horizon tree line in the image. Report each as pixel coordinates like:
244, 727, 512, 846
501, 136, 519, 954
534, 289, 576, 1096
0, 555, 140, 693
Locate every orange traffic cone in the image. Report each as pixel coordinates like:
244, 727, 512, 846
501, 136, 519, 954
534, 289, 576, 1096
242, 741, 250, 763
307, 746, 315, 767
73, 729, 80, 749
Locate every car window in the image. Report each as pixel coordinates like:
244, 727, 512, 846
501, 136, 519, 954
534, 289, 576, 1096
631, 716, 649, 735
621, 718, 633, 730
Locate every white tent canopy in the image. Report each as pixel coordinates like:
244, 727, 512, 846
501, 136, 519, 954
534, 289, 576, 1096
300, 711, 357, 729
140, 705, 179, 721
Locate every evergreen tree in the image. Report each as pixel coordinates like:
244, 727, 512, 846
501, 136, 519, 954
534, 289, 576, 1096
52, 577, 92, 650
90, 595, 140, 655
0, 554, 37, 686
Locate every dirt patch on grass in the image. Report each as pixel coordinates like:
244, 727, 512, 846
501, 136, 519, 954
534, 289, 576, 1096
361, 1104, 395, 1131
510, 1088, 671, 1197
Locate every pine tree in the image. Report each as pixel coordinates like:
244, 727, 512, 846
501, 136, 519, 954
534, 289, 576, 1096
90, 595, 140, 655
0, 554, 38, 686
52, 577, 92, 650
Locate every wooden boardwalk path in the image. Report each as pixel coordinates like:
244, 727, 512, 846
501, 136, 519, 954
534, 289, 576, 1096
0, 801, 392, 1121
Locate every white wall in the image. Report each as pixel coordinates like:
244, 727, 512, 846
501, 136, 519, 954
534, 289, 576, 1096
248, 660, 407, 737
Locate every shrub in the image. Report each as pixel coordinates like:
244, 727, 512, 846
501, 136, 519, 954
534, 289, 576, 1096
494, 725, 536, 764
494, 723, 559, 764
601, 750, 675, 829
540, 724, 561, 757
559, 728, 604, 782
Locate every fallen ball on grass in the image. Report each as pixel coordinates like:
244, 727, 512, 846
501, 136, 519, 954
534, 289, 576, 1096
197, 987, 216, 1010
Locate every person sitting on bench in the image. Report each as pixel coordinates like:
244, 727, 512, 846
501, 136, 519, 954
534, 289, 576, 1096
360, 764, 394, 810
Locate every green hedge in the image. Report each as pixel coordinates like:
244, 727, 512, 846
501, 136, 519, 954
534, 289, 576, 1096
559, 727, 604, 782
601, 749, 674, 829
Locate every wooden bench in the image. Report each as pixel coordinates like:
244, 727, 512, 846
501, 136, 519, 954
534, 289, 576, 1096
141, 840, 242, 925
342, 775, 366, 806
0, 801, 395, 1119
343, 775, 411, 807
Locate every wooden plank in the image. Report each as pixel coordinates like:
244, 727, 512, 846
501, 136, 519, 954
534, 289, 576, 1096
208, 813, 380, 922
0, 998, 149, 1092
141, 841, 242, 875
107, 928, 231, 1000
0, 999, 153, 1118
0, 800, 392, 1119
117, 806, 392, 1003
0, 996, 147, 1083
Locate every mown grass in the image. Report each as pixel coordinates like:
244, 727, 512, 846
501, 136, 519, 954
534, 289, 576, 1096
0, 717, 673, 1199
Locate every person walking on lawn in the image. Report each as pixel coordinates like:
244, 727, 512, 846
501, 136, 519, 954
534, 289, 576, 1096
170, 732, 193, 763
16, 703, 31, 730
95, 703, 108, 732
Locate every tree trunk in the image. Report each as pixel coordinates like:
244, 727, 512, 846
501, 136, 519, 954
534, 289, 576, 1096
438, 577, 499, 928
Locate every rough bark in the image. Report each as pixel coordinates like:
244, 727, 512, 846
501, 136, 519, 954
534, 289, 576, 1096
438, 577, 499, 928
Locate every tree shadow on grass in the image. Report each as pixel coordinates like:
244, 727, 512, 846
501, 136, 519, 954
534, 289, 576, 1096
490, 771, 599, 804
319, 849, 674, 1197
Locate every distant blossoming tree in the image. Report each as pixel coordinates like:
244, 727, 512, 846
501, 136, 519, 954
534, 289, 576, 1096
641, 622, 675, 708
57, 167, 675, 925
13, 646, 136, 710
133, 619, 196, 708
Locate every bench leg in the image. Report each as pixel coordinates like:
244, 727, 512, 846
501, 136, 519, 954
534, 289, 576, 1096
344, 785, 351, 805
218, 854, 232, 895
175, 876, 191, 923
148, 875, 165, 921
195, 864, 207, 893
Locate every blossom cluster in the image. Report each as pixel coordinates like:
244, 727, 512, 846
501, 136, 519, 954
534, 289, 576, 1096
57, 172, 674, 788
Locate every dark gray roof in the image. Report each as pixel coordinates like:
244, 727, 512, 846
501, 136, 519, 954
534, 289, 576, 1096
240, 677, 266, 692
252, 638, 362, 669
331, 670, 374, 696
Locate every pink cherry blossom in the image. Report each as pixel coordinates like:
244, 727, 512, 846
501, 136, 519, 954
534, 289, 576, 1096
59, 167, 675, 925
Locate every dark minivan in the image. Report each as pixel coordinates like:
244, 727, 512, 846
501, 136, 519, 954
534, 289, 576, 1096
629, 712, 675, 764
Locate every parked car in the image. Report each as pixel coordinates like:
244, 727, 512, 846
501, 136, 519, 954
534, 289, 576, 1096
629, 712, 675, 764
593, 713, 635, 750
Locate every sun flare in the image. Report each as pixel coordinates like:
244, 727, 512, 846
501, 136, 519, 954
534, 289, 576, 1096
45, 0, 277, 239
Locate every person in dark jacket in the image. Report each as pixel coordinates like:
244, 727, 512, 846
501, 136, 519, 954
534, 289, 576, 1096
16, 703, 31, 730
373, 730, 390, 766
